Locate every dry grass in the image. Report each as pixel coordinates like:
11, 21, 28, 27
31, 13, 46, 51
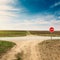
30, 31, 60, 36
14, 51, 24, 60
38, 39, 60, 60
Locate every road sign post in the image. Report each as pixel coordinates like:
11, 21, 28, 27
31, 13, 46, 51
49, 27, 54, 40
51, 32, 52, 40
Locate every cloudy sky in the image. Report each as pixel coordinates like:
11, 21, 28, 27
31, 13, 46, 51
0, 0, 60, 30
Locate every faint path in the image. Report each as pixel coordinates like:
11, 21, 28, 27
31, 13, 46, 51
30, 40, 42, 60
0, 40, 30, 60
0, 36, 60, 60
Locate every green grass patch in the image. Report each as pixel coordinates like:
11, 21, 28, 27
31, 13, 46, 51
0, 40, 16, 58
0, 31, 27, 37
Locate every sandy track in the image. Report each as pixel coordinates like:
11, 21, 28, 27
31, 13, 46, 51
0, 40, 31, 60
0, 35, 60, 60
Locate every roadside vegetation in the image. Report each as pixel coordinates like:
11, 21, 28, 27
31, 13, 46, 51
30, 31, 60, 36
0, 40, 16, 58
0, 30, 60, 37
0, 30, 27, 37
38, 39, 60, 60
14, 51, 24, 60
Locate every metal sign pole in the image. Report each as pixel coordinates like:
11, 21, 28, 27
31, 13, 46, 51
51, 32, 52, 40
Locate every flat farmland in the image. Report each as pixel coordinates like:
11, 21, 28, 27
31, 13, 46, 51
30, 31, 60, 36
0, 30, 27, 37
0, 30, 60, 37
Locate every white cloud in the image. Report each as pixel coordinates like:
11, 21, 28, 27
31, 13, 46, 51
50, 2, 60, 8
0, 15, 60, 30
0, 0, 20, 17
0, 0, 60, 31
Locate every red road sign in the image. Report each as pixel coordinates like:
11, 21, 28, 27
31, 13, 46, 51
49, 27, 54, 33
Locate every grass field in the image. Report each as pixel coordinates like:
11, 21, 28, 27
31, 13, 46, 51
0, 30, 27, 37
30, 31, 60, 36
0, 40, 16, 58
38, 39, 60, 60
0, 30, 60, 37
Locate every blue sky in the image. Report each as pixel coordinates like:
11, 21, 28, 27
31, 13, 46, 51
0, 0, 60, 30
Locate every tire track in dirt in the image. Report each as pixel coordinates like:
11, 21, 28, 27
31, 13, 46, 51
0, 40, 32, 60
0, 36, 51, 60
1, 40, 43, 60
30, 40, 41, 60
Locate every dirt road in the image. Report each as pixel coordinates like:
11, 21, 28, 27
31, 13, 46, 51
0, 35, 60, 60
